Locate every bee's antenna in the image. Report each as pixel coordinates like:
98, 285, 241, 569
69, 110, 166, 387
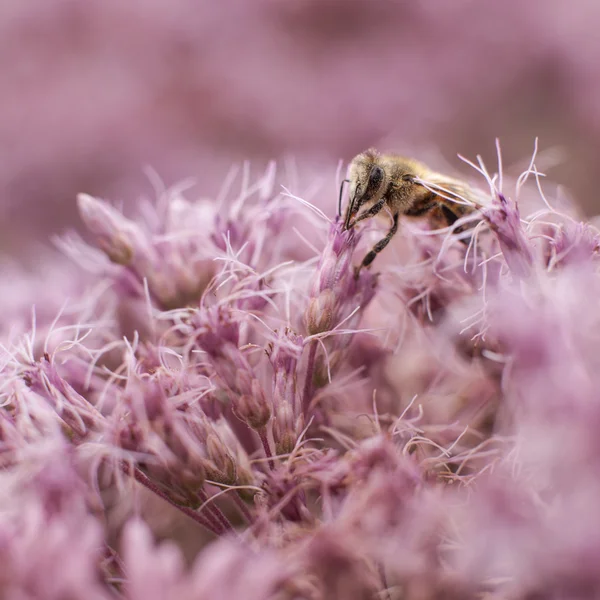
338, 179, 350, 217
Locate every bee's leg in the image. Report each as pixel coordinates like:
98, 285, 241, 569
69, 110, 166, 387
440, 204, 460, 226
438, 202, 474, 246
404, 200, 436, 217
351, 198, 386, 227
355, 212, 399, 277
410, 194, 475, 246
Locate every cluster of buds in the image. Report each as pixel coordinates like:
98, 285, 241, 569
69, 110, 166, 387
20, 353, 105, 441
114, 373, 207, 502
302, 218, 378, 412
304, 219, 376, 336
192, 304, 272, 432
77, 193, 215, 310
267, 328, 305, 455
11, 152, 600, 598
108, 368, 257, 534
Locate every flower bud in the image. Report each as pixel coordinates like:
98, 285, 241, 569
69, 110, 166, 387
273, 402, 302, 455
205, 433, 237, 485
235, 368, 254, 397
178, 463, 207, 495
77, 193, 140, 265
235, 383, 272, 430
305, 290, 337, 335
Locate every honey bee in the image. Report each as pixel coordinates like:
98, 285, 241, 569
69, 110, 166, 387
341, 148, 479, 273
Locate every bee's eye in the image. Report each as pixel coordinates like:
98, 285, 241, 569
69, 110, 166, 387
369, 166, 384, 188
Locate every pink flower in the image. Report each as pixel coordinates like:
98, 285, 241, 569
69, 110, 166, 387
482, 192, 534, 279
2, 148, 600, 598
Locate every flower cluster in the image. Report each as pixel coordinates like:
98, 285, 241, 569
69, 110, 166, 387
2, 150, 600, 598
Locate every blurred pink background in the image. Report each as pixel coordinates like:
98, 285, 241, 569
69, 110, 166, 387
2, 0, 599, 261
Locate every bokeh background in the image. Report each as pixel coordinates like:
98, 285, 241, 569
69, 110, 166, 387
2, 0, 600, 262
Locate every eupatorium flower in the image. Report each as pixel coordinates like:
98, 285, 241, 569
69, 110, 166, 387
2, 149, 600, 598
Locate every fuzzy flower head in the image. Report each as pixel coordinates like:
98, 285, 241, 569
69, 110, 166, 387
482, 191, 534, 279
3, 147, 600, 598
304, 217, 377, 336
547, 220, 600, 270
76, 191, 216, 311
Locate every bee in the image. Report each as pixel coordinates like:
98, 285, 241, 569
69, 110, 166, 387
341, 148, 479, 273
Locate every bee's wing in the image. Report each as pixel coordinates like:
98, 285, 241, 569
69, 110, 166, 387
422, 172, 488, 213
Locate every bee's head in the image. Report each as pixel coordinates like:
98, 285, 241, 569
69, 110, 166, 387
343, 148, 388, 230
